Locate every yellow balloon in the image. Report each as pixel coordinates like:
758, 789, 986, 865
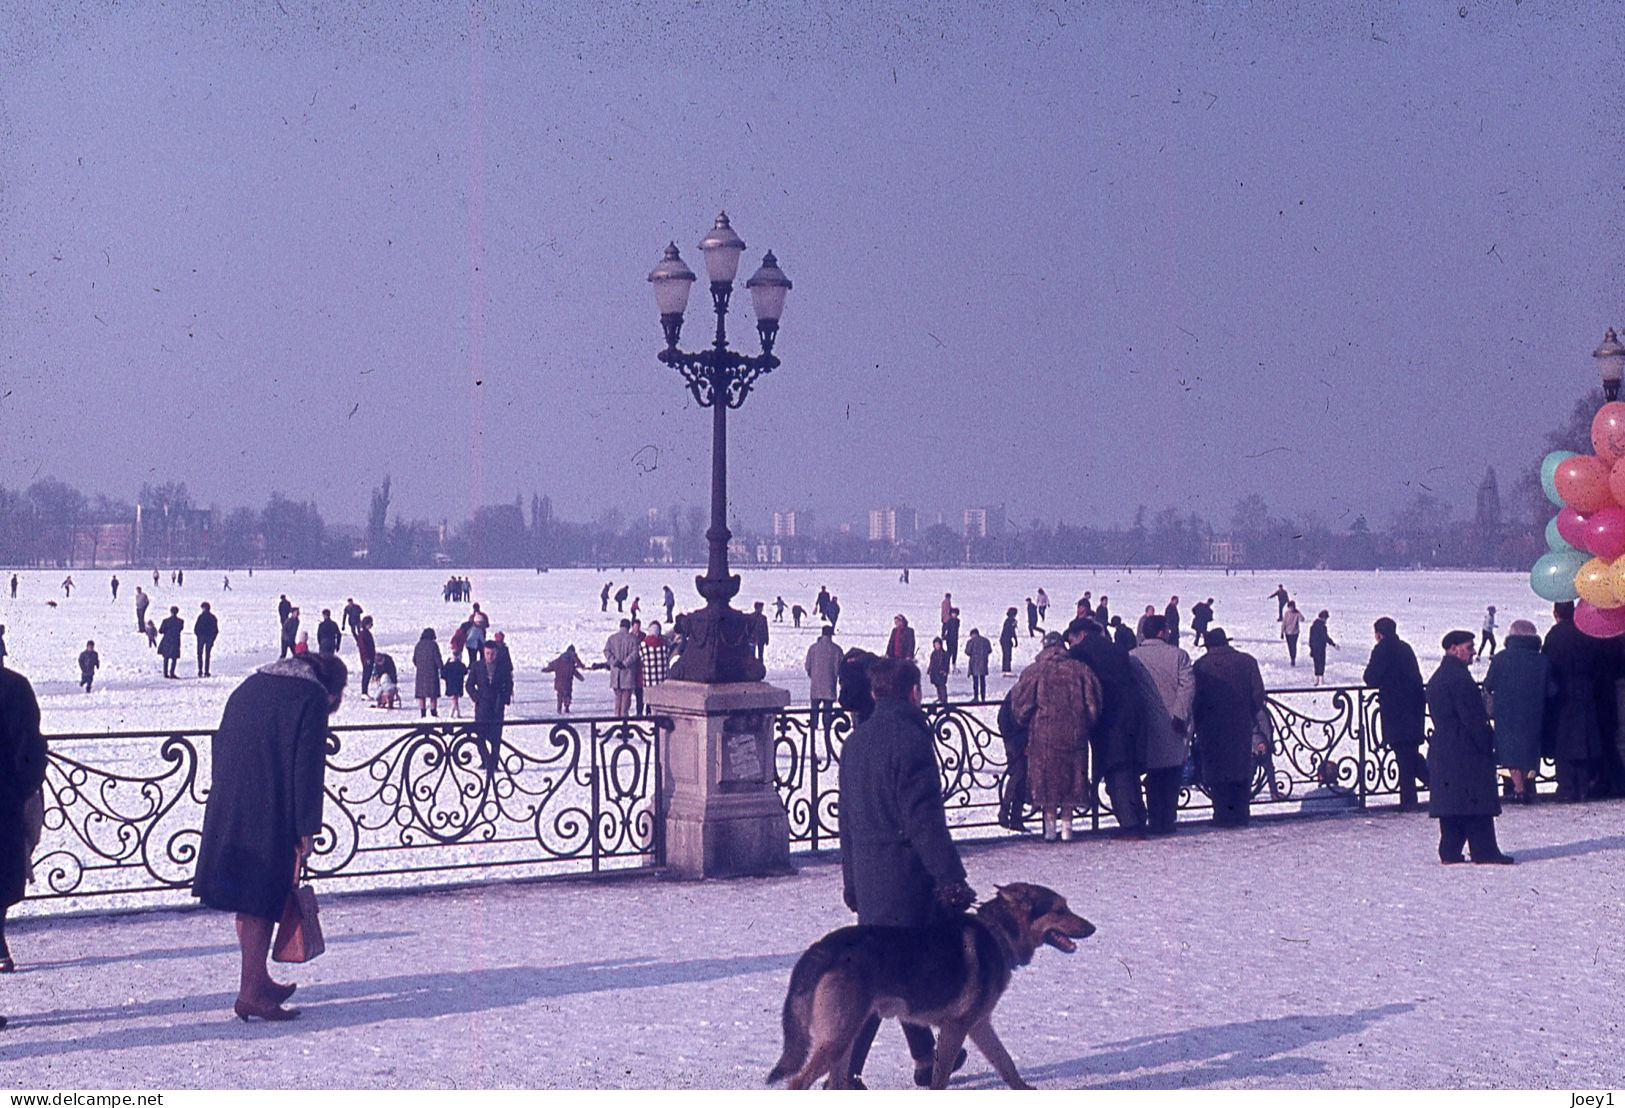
1577, 557, 1620, 609
1609, 557, 1625, 606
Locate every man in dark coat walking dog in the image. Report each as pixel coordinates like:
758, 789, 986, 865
1363, 617, 1430, 810
838, 657, 974, 1088
1425, 630, 1513, 865
1193, 628, 1267, 827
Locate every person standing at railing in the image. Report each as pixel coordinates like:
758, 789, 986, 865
467, 641, 509, 771
1011, 630, 1099, 842
1192, 628, 1267, 829
1425, 630, 1514, 865
0, 666, 47, 994
1541, 601, 1609, 803
604, 619, 641, 719
1482, 620, 1553, 805
640, 621, 673, 696
1132, 615, 1195, 836
965, 628, 992, 701
805, 626, 841, 727
191, 652, 347, 1021
1066, 618, 1149, 838
1363, 617, 1430, 812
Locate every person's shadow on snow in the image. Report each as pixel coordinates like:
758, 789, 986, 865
1507, 834, 1625, 864
959, 1002, 1415, 1089
1, 950, 797, 1060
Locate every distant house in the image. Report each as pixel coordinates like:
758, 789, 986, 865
1202, 535, 1246, 566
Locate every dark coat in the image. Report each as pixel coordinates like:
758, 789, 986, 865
1191, 602, 1212, 631
442, 656, 468, 698
0, 670, 48, 908
1193, 643, 1267, 786
191, 664, 330, 921
1542, 618, 1609, 762
1425, 654, 1500, 818
965, 635, 992, 677
1069, 633, 1147, 775
195, 610, 219, 644
412, 637, 443, 698
1482, 635, 1555, 771
837, 698, 966, 927
281, 615, 299, 647
927, 647, 949, 686
1112, 624, 1137, 653
542, 651, 583, 696
1308, 618, 1335, 659
317, 618, 343, 654
355, 627, 377, 665
1363, 634, 1426, 748
837, 650, 877, 724
158, 614, 184, 658
999, 616, 1018, 647
277, 597, 292, 624
466, 658, 509, 722
996, 691, 1029, 761
886, 625, 916, 660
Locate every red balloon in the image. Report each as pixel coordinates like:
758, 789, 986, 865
1555, 455, 1615, 513
1557, 506, 1592, 552
1575, 599, 1625, 639
1586, 507, 1625, 562
1594, 402, 1625, 463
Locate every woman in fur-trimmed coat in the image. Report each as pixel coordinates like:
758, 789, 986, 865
1010, 641, 1101, 840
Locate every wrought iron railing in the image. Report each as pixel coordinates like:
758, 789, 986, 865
26, 716, 660, 911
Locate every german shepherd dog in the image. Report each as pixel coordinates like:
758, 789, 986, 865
767, 883, 1094, 1090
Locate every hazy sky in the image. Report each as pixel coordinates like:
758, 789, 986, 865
3, 2, 1621, 534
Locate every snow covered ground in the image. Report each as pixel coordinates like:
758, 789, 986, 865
1, 800, 1619, 1090
3, 566, 1530, 736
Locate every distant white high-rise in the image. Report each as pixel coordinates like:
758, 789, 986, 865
962, 506, 1006, 539
772, 510, 812, 538
868, 506, 918, 543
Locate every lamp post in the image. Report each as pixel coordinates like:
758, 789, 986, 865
1595, 328, 1625, 402
648, 212, 792, 684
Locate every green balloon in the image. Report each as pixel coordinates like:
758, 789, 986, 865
1542, 450, 1578, 507
1547, 515, 1576, 552
1531, 549, 1586, 603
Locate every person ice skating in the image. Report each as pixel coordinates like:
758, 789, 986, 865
355, 616, 377, 698
805, 626, 842, 728
1308, 610, 1338, 686
1268, 584, 1290, 620
1363, 617, 1430, 811
1036, 588, 1049, 623
542, 646, 586, 713
441, 648, 467, 718
886, 614, 916, 661
942, 608, 961, 670
1190, 597, 1214, 648
837, 657, 973, 1089
1011, 630, 1099, 842
630, 596, 641, 623
1135, 605, 1157, 642
965, 628, 992, 701
342, 598, 363, 638
1, 666, 48, 979
940, 593, 954, 630
276, 594, 292, 627
316, 610, 341, 657
1478, 606, 1498, 659
176, 569, 183, 587
412, 628, 442, 718
110, 576, 119, 601
152, 568, 159, 587
1426, 630, 1514, 865
825, 595, 841, 633
1164, 596, 1181, 648
1094, 596, 1110, 626
1193, 628, 1267, 828
0, 626, 7, 670
604, 619, 641, 719
195, 602, 220, 677
1025, 598, 1039, 637
490, 631, 514, 709
1482, 620, 1554, 805
8, 573, 16, 599
280, 607, 300, 660
749, 602, 770, 663
600, 582, 612, 612
144, 619, 159, 650
927, 638, 949, 703
467, 641, 510, 771
1541, 601, 1608, 803
815, 586, 831, 623
791, 603, 805, 628
191, 651, 346, 1021
158, 606, 184, 679
899, 567, 910, 584
462, 613, 486, 668
78, 640, 99, 692
60, 576, 73, 598
1132, 615, 1196, 835
662, 584, 675, 624
223, 575, 232, 591
135, 586, 150, 633
774, 596, 786, 622
1280, 601, 1305, 666
998, 608, 1019, 674
613, 585, 629, 613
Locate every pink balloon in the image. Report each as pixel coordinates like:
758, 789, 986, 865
1585, 507, 1625, 561
1575, 600, 1625, 639
1557, 506, 1592, 552
1594, 402, 1625, 463
1556, 455, 1616, 513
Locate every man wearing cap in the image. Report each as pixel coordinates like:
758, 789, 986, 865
1192, 628, 1267, 828
1425, 630, 1513, 864
1363, 617, 1429, 811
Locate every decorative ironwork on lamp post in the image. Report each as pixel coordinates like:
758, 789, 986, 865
648, 212, 792, 683
1595, 328, 1625, 403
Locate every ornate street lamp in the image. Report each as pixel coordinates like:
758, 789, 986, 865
649, 212, 792, 683
1595, 328, 1625, 402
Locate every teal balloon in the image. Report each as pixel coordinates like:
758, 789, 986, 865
1547, 515, 1576, 552
1542, 450, 1578, 506
1531, 549, 1586, 602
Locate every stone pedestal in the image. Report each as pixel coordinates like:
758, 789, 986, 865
645, 679, 793, 878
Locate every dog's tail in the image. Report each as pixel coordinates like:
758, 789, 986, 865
765, 944, 833, 1085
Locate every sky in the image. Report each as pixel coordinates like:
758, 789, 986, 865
3, 1, 1622, 535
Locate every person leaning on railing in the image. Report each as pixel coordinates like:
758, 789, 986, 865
1, 666, 47, 1004
1362, 617, 1429, 811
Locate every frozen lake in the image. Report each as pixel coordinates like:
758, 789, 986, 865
1, 565, 1531, 736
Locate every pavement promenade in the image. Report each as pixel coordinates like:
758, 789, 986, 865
2, 800, 1621, 1090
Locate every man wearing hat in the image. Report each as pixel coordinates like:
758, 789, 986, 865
1424, 630, 1513, 864
1192, 628, 1267, 828
1363, 617, 1429, 811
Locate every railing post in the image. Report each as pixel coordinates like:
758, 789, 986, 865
590, 722, 602, 874
809, 712, 821, 853
1357, 690, 1369, 810
652, 719, 666, 867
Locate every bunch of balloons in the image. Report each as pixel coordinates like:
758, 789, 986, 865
1534, 401, 1625, 638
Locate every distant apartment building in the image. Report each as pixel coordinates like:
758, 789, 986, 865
867, 506, 918, 543
962, 505, 1007, 539
772, 510, 812, 538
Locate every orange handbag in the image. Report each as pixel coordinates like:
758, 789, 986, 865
272, 871, 325, 963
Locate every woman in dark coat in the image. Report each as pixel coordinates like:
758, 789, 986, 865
1, 668, 48, 984
192, 654, 347, 1021
1425, 631, 1511, 865
1308, 611, 1337, 686
412, 627, 442, 718
1482, 620, 1555, 803
442, 651, 468, 718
